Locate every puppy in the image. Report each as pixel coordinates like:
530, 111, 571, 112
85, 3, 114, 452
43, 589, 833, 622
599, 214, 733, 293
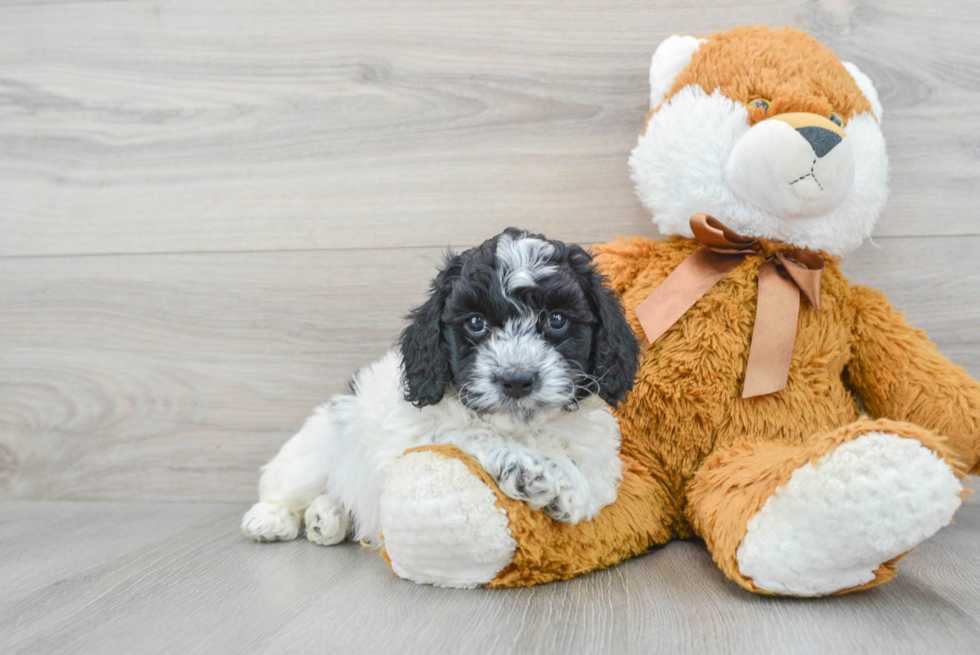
241, 228, 640, 547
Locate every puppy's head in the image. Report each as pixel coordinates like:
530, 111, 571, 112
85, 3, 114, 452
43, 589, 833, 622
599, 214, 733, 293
399, 228, 639, 423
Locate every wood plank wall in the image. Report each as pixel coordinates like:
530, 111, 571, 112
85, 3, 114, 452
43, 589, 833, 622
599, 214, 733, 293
2, 0, 978, 502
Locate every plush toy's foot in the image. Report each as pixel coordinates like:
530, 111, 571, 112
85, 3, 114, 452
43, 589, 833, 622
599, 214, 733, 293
736, 432, 963, 596
304, 495, 350, 546
379, 449, 516, 588
241, 502, 302, 542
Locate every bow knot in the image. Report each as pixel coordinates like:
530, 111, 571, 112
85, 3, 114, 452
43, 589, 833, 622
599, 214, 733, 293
634, 214, 824, 398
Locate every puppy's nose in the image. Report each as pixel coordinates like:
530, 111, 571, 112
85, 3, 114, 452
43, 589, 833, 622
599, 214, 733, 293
796, 126, 842, 158
499, 371, 537, 399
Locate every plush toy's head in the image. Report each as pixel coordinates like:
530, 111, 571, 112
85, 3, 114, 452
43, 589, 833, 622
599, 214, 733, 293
629, 26, 888, 256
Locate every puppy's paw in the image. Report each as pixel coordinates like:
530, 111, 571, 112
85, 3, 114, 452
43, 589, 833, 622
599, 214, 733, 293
304, 495, 350, 546
543, 487, 593, 524
241, 502, 302, 542
491, 450, 565, 511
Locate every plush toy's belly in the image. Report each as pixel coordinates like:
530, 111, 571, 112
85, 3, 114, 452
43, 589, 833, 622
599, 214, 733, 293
609, 244, 861, 516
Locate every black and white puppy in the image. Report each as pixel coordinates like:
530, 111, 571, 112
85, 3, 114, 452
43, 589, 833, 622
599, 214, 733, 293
241, 228, 640, 547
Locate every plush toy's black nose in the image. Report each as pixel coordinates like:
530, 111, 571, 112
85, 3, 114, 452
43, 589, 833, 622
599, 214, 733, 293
499, 372, 537, 399
797, 126, 842, 158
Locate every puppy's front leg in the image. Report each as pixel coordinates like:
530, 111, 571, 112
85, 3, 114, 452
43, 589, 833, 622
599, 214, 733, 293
482, 449, 599, 524
484, 449, 566, 513
541, 467, 594, 525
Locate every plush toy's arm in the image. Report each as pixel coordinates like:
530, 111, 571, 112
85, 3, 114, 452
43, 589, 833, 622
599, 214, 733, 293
848, 284, 980, 473
380, 444, 675, 587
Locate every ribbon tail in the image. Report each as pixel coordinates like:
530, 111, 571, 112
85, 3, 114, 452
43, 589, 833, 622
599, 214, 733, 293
742, 262, 801, 398
634, 247, 743, 343
775, 250, 824, 310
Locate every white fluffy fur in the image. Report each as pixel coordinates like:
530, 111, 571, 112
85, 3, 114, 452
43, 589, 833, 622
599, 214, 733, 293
241, 350, 623, 545
736, 433, 963, 596
630, 61, 889, 256
304, 495, 350, 546
240, 503, 301, 542
843, 61, 883, 120
495, 233, 558, 298
380, 451, 517, 588
648, 35, 706, 108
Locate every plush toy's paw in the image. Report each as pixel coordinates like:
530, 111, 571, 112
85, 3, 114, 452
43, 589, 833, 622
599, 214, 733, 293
241, 502, 302, 542
736, 432, 963, 596
304, 495, 350, 546
491, 449, 565, 512
380, 450, 516, 588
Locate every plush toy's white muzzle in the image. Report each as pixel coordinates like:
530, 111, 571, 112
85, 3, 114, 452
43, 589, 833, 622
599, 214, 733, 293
725, 113, 855, 220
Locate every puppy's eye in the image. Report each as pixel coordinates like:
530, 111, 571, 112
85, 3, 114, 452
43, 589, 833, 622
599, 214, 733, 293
749, 98, 770, 113
547, 313, 568, 332
465, 316, 488, 336
829, 112, 843, 127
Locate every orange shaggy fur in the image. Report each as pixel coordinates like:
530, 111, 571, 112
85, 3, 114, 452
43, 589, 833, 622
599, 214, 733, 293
661, 26, 873, 124
382, 26, 980, 592
395, 237, 979, 590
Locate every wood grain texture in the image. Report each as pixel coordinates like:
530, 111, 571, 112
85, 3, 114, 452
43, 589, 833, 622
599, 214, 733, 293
0, 0, 979, 258
1, 497, 979, 655
0, 247, 440, 501
2, 238, 978, 502
2, 0, 980, 645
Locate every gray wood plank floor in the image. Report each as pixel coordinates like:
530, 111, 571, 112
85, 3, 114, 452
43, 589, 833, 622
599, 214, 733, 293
2, 0, 980, 652
2, 497, 979, 655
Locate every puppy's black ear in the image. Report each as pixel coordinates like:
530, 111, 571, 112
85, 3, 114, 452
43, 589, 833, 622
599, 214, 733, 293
571, 246, 640, 408
399, 253, 460, 407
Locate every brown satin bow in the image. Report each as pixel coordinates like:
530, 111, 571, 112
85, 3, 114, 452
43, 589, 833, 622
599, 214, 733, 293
634, 214, 824, 398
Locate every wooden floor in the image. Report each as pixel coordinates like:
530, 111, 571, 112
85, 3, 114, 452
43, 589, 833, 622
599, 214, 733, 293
2, 1, 980, 653
3, 498, 979, 655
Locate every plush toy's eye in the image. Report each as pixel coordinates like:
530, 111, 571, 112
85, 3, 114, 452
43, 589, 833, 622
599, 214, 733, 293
829, 112, 843, 127
546, 313, 569, 332
749, 98, 771, 113
465, 315, 488, 336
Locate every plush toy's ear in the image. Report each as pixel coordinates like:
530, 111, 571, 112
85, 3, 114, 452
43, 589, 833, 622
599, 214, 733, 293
570, 246, 640, 408
399, 254, 461, 407
648, 35, 706, 108
842, 61, 883, 121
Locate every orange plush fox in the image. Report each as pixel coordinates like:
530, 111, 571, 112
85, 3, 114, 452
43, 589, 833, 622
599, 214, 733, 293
378, 26, 980, 596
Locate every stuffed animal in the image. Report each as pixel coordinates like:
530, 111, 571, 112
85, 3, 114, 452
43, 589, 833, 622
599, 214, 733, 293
377, 26, 980, 596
